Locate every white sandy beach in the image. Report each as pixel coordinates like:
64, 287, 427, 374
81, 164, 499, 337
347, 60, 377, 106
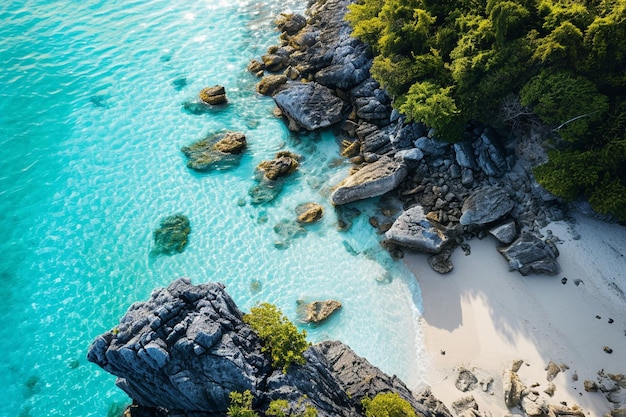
405, 212, 626, 416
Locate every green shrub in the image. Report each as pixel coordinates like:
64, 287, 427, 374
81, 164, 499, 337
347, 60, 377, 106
266, 399, 318, 417
361, 392, 416, 417
227, 390, 258, 417
243, 303, 310, 373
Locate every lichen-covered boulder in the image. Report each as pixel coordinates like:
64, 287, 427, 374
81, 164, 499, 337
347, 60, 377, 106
296, 202, 324, 224
297, 300, 342, 323
498, 233, 560, 275
331, 156, 407, 205
460, 186, 515, 226
257, 151, 301, 181
151, 214, 191, 256
199, 85, 227, 105
257, 74, 288, 96
181, 131, 247, 172
384, 205, 451, 254
273, 82, 347, 131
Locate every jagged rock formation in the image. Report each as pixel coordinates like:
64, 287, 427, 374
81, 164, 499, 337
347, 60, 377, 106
498, 232, 560, 275
88, 278, 453, 417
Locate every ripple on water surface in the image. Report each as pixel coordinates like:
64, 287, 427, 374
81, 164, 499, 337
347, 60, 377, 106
0, 1, 425, 416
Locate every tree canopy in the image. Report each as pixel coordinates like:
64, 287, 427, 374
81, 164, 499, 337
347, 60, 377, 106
346, 0, 626, 220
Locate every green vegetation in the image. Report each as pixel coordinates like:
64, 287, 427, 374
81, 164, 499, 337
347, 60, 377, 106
243, 303, 310, 373
266, 398, 318, 417
346, 0, 626, 220
227, 390, 258, 417
361, 392, 417, 417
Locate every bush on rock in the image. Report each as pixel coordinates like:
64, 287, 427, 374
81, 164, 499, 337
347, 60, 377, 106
243, 303, 310, 373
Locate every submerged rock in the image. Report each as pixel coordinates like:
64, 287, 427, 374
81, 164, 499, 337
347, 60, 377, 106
273, 82, 347, 131
181, 131, 247, 172
385, 205, 451, 254
331, 156, 407, 205
151, 214, 191, 256
498, 233, 560, 275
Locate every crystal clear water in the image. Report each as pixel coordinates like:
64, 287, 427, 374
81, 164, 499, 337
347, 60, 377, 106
0, 1, 425, 416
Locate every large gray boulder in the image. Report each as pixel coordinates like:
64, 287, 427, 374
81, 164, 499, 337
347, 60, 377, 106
331, 156, 407, 205
384, 205, 451, 254
273, 82, 347, 131
460, 186, 515, 226
498, 233, 560, 275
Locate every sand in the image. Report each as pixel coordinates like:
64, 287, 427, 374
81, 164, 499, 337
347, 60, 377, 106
405, 212, 626, 416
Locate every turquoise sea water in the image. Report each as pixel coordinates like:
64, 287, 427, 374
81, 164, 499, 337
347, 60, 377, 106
0, 1, 425, 416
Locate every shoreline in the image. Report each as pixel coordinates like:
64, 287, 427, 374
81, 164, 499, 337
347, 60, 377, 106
405, 211, 626, 415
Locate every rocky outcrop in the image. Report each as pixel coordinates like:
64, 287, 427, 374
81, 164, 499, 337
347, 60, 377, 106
297, 300, 342, 323
273, 82, 347, 131
181, 131, 247, 172
257, 151, 301, 181
460, 186, 515, 226
199, 85, 227, 105
331, 156, 407, 205
151, 214, 191, 256
498, 232, 560, 275
88, 278, 453, 417
317, 340, 453, 417
295, 202, 324, 224
384, 205, 451, 254
489, 220, 518, 244
256, 74, 288, 96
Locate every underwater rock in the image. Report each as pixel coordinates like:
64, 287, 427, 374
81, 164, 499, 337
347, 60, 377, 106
297, 300, 342, 323
330, 156, 407, 205
257, 151, 300, 180
199, 85, 227, 105
273, 219, 307, 249
181, 131, 246, 172
248, 177, 285, 205
385, 205, 451, 254
296, 202, 324, 224
151, 214, 190, 256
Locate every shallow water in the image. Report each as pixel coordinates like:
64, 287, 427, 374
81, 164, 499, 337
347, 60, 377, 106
0, 1, 425, 415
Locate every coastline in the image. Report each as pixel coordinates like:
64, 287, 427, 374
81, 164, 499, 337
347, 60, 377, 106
405, 211, 626, 415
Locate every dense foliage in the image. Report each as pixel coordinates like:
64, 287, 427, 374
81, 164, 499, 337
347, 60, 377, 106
361, 392, 417, 417
346, 0, 626, 220
227, 390, 258, 417
243, 303, 310, 373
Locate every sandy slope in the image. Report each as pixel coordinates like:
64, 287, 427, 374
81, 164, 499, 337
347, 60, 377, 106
405, 212, 626, 415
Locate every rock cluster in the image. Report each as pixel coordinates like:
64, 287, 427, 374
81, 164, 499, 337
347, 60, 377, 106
88, 278, 453, 417
251, 0, 568, 275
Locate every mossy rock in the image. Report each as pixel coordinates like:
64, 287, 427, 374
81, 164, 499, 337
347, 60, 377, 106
257, 151, 301, 180
296, 202, 324, 224
152, 214, 191, 256
181, 131, 246, 172
199, 85, 227, 105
